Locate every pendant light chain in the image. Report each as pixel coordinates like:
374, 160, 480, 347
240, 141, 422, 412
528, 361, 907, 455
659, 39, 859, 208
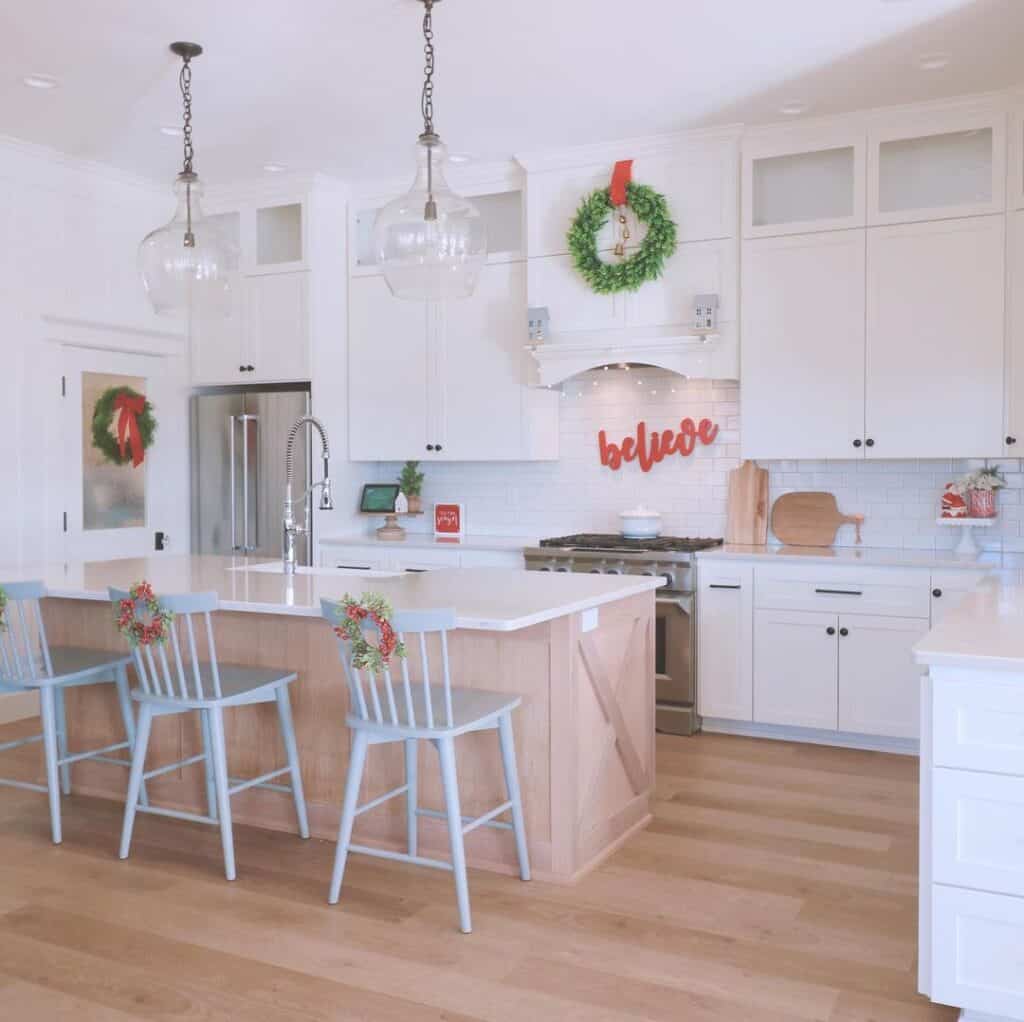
179, 53, 196, 247
420, 0, 435, 137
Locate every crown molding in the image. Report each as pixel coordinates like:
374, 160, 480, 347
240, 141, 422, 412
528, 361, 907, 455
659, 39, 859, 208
40, 314, 185, 356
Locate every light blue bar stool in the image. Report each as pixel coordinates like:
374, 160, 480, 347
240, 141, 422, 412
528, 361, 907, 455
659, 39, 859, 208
321, 600, 531, 933
0, 579, 144, 844
110, 588, 309, 880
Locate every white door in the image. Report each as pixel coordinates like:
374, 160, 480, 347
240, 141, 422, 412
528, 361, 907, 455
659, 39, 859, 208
348, 275, 429, 461
837, 614, 928, 739
246, 272, 310, 383
1006, 210, 1024, 452
741, 230, 866, 459
865, 216, 1005, 458
753, 608, 838, 729
439, 262, 528, 461
697, 564, 754, 721
62, 346, 186, 561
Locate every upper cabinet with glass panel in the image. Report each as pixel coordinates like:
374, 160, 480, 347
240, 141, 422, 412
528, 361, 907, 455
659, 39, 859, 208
1009, 105, 1024, 211
743, 128, 866, 238
251, 202, 305, 273
867, 107, 1006, 225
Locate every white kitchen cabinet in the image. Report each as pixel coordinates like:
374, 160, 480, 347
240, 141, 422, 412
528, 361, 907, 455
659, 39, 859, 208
348, 264, 558, 462
697, 563, 753, 721
865, 216, 1005, 458
190, 284, 247, 384
1010, 106, 1024, 211
321, 543, 521, 572
1006, 210, 1024, 452
348, 274, 429, 461
245, 272, 310, 382
743, 128, 866, 238
740, 230, 866, 460
929, 569, 988, 627
867, 106, 1006, 226
837, 614, 928, 739
527, 254, 627, 335
753, 608, 839, 730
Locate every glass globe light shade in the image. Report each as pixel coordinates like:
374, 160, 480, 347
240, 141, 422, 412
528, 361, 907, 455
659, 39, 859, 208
374, 139, 486, 301
138, 173, 239, 317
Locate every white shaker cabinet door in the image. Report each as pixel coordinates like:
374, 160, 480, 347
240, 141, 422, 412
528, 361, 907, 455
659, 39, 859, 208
246, 271, 310, 383
348, 275, 429, 461
865, 216, 1005, 459
1006, 210, 1024, 453
753, 609, 838, 730
740, 230, 866, 460
697, 564, 754, 721
837, 614, 928, 740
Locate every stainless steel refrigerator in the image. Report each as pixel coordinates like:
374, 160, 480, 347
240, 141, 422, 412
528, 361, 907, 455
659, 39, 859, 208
190, 386, 313, 565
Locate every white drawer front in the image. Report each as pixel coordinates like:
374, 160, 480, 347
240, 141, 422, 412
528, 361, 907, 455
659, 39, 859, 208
754, 573, 929, 618
934, 768, 1024, 897
932, 885, 1024, 1017
933, 674, 1024, 776
459, 550, 524, 569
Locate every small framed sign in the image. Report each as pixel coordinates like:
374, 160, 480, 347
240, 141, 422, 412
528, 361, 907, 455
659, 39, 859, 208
359, 483, 400, 514
434, 502, 465, 539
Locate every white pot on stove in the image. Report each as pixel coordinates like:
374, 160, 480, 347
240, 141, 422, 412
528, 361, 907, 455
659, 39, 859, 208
619, 506, 662, 539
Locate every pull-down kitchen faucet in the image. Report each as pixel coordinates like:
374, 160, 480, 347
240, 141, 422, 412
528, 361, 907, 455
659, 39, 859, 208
283, 415, 334, 574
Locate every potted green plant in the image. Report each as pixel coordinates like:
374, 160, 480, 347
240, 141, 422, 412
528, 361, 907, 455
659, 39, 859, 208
963, 465, 1007, 518
398, 460, 425, 514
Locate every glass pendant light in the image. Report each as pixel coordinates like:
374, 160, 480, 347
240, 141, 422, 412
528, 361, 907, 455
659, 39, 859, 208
138, 42, 238, 316
375, 0, 486, 301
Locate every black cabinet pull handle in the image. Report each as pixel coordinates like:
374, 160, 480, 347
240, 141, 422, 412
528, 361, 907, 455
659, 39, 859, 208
1007, 436, 1017, 446
826, 626, 836, 636
709, 583, 741, 590
932, 588, 942, 598
852, 439, 862, 448
865, 438, 875, 447
815, 588, 862, 596
839, 627, 849, 637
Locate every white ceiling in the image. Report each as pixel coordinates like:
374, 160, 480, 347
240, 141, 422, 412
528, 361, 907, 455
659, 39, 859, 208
1, 0, 1021, 185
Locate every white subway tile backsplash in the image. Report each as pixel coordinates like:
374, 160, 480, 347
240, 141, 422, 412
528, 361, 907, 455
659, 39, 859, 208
373, 368, 1020, 550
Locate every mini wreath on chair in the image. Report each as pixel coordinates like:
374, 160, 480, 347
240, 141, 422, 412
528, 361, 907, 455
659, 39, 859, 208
333, 593, 407, 673
566, 181, 678, 295
116, 581, 174, 648
92, 386, 157, 468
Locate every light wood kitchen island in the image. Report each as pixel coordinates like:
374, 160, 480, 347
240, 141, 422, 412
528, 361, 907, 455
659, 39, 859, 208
15, 555, 658, 883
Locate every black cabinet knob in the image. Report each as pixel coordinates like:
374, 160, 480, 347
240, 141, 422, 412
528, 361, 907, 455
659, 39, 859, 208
826, 626, 836, 636
1007, 436, 1017, 446
839, 627, 849, 637
426, 444, 434, 451
436, 444, 443, 452
246, 364, 255, 372
852, 439, 862, 448
239, 365, 246, 372
932, 588, 942, 598
865, 438, 874, 447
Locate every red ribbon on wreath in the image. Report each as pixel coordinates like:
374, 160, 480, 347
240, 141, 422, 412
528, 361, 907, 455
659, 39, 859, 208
609, 159, 633, 207
114, 393, 147, 468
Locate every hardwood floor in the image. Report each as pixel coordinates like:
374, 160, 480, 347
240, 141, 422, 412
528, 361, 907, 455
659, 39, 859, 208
0, 720, 955, 1021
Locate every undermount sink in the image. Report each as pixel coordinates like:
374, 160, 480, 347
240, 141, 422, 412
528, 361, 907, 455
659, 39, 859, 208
230, 562, 399, 578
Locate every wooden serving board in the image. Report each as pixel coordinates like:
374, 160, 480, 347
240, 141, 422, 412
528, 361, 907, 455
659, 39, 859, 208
771, 492, 864, 547
725, 460, 769, 545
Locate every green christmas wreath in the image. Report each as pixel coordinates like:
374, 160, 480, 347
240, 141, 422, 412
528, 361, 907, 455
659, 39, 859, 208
567, 181, 678, 295
91, 386, 157, 467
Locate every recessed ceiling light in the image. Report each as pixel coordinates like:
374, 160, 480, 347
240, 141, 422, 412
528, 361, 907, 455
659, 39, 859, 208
159, 125, 183, 137
918, 52, 951, 71
448, 152, 473, 165
22, 73, 60, 90
779, 101, 808, 116
263, 163, 286, 173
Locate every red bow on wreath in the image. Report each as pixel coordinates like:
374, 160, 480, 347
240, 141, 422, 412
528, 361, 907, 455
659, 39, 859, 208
114, 393, 147, 468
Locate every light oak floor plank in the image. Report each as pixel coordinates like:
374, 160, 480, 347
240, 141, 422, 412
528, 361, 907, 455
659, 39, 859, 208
0, 726, 955, 1021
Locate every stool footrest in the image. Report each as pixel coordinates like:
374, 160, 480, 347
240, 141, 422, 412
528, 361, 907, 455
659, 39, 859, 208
0, 734, 43, 754
0, 777, 48, 793
416, 805, 514, 833
59, 740, 129, 767
143, 752, 208, 782
348, 843, 454, 872
228, 766, 291, 797
135, 804, 218, 826
355, 784, 409, 818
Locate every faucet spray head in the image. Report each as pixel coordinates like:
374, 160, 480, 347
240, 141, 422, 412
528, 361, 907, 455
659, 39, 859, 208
319, 477, 334, 511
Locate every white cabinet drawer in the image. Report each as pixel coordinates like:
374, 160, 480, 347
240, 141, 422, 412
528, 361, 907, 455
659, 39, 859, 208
754, 566, 929, 618
933, 674, 1024, 776
932, 885, 1024, 1018
934, 768, 1024, 897
459, 550, 524, 569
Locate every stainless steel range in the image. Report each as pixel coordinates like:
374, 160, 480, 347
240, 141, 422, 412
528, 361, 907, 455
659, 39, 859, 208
524, 534, 724, 735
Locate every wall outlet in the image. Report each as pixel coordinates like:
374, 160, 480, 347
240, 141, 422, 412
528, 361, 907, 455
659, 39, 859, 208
528, 306, 550, 342
693, 294, 719, 332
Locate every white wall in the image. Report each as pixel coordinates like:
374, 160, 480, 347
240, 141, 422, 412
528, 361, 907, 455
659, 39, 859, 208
371, 367, 1022, 551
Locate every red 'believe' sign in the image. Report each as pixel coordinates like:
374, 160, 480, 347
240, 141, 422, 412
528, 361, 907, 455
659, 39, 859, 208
598, 418, 719, 472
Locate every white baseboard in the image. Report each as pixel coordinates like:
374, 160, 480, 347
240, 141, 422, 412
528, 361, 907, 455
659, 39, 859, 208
0, 691, 40, 724
701, 717, 919, 756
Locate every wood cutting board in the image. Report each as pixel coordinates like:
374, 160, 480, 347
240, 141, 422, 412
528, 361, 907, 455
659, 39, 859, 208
725, 460, 769, 545
771, 492, 863, 547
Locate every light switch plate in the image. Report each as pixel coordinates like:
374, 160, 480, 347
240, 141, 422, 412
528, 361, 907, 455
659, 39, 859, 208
580, 607, 599, 633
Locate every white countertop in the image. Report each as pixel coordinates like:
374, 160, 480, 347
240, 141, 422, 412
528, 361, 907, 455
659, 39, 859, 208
320, 533, 535, 552
697, 543, 1004, 571
915, 576, 1024, 671
0, 555, 659, 632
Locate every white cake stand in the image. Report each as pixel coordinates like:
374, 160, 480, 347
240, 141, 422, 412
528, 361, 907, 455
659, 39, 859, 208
935, 516, 995, 556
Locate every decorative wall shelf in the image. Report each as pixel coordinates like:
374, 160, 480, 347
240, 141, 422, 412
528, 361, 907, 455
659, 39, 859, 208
525, 324, 722, 386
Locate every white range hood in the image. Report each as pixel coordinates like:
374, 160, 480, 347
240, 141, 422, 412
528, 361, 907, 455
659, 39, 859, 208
526, 324, 726, 387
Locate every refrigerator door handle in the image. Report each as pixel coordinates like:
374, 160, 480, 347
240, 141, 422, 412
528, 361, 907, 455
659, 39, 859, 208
250, 415, 259, 551
229, 415, 239, 552
242, 416, 250, 553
